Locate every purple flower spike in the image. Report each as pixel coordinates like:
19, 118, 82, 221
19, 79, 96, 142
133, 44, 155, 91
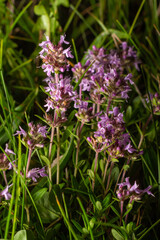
39, 35, 74, 75
27, 167, 47, 182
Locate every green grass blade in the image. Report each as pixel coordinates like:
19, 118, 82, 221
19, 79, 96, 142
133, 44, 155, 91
11, 135, 21, 240
56, 194, 79, 240
77, 197, 94, 240
70, 4, 97, 37
4, 1, 33, 42
138, 218, 160, 240
129, 0, 146, 36
64, 0, 82, 32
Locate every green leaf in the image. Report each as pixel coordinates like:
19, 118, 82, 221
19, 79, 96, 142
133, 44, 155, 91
96, 201, 102, 211
72, 219, 83, 233
35, 192, 60, 223
87, 169, 94, 181
126, 105, 132, 122
34, 4, 47, 15
14, 230, 27, 240
55, 0, 69, 7
111, 229, 124, 240
32, 188, 48, 202
40, 155, 50, 166
102, 193, 111, 211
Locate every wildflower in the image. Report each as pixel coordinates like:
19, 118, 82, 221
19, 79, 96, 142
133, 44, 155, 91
44, 75, 77, 114
102, 70, 133, 99
14, 122, 48, 150
116, 177, 154, 202
120, 41, 141, 70
72, 60, 94, 92
0, 185, 12, 201
0, 144, 15, 170
39, 35, 73, 76
146, 92, 160, 114
27, 167, 47, 182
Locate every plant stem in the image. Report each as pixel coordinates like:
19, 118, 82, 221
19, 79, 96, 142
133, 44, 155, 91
48, 126, 55, 191
103, 157, 110, 183
3, 171, 8, 185
92, 151, 99, 191
121, 157, 131, 183
56, 126, 60, 184
138, 114, 152, 149
26, 148, 32, 176
105, 161, 114, 194
74, 123, 83, 177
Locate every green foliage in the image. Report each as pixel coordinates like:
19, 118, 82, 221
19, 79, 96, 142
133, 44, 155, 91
0, 0, 160, 239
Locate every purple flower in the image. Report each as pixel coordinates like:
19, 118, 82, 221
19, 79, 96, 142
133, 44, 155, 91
116, 177, 154, 202
0, 185, 12, 201
14, 126, 27, 137
39, 35, 73, 75
27, 167, 47, 182
44, 76, 77, 113
146, 92, 160, 114
0, 144, 15, 170
14, 123, 48, 150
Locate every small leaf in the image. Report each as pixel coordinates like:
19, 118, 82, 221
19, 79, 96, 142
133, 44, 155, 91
126, 105, 132, 122
55, 0, 69, 7
40, 155, 50, 166
89, 217, 96, 229
96, 201, 102, 211
82, 228, 89, 234
102, 193, 111, 211
123, 164, 130, 171
111, 229, 124, 240
14, 230, 27, 240
111, 158, 119, 163
32, 188, 48, 201
34, 4, 47, 15
87, 169, 94, 180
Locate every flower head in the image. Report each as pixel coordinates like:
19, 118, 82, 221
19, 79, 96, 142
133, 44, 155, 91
0, 185, 12, 201
44, 76, 77, 113
116, 177, 154, 202
14, 122, 48, 149
27, 167, 47, 182
0, 144, 15, 170
39, 35, 73, 76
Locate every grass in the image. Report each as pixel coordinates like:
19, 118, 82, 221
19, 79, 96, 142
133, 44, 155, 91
0, 0, 160, 239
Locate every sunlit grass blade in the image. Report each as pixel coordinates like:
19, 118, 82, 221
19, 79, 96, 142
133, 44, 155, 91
55, 194, 79, 240
11, 135, 21, 240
